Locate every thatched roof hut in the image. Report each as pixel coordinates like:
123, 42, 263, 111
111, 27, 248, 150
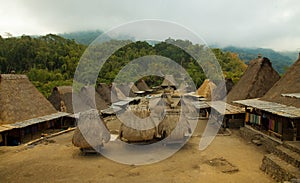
214, 78, 235, 100
227, 57, 280, 103
111, 84, 127, 102
161, 75, 178, 89
197, 79, 217, 100
136, 80, 152, 92
48, 85, 109, 114
79, 86, 109, 112
72, 109, 110, 148
96, 83, 112, 104
0, 74, 57, 125
158, 110, 191, 141
117, 83, 137, 97
261, 53, 300, 108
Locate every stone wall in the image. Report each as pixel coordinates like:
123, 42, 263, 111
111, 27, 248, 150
239, 126, 281, 153
260, 154, 299, 182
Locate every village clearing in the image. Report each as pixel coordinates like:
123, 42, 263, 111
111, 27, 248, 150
0, 122, 274, 183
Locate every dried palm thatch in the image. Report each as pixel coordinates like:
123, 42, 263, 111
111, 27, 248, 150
119, 110, 157, 142
96, 83, 112, 104
111, 83, 127, 102
48, 86, 73, 113
72, 109, 110, 148
80, 86, 109, 111
117, 83, 137, 97
261, 53, 300, 108
214, 78, 235, 100
161, 75, 177, 88
227, 57, 280, 104
0, 74, 57, 125
158, 110, 191, 141
197, 79, 217, 100
129, 82, 139, 92
136, 80, 151, 92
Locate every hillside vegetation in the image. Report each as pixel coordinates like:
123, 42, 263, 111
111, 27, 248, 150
1, 34, 247, 97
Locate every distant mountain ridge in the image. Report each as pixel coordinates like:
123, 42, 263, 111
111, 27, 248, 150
223, 46, 296, 74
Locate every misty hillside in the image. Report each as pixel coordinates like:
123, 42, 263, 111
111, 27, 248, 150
59, 30, 135, 45
223, 46, 295, 74
279, 51, 299, 61
59, 30, 103, 45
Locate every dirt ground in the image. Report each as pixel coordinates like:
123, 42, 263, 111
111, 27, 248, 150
0, 125, 275, 183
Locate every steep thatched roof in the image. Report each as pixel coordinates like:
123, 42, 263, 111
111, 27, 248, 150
48, 86, 73, 113
80, 86, 109, 112
214, 78, 235, 100
136, 80, 151, 91
161, 75, 177, 88
0, 74, 57, 125
117, 83, 137, 97
227, 57, 280, 103
48, 85, 109, 114
129, 82, 139, 92
111, 84, 127, 102
197, 79, 217, 100
261, 53, 300, 108
96, 83, 112, 104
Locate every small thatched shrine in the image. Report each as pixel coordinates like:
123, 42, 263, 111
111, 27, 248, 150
227, 56, 280, 103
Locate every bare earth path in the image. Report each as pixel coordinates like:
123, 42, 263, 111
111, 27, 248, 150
0, 130, 274, 183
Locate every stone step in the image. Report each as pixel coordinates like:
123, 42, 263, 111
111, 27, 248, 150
261, 154, 300, 182
283, 141, 300, 155
274, 145, 300, 169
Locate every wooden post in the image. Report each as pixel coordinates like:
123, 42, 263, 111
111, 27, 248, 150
244, 106, 247, 126
292, 120, 297, 141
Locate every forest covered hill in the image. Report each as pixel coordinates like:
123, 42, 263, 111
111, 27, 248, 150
1, 31, 295, 97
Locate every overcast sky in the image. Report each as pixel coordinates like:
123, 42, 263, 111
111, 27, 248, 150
0, 0, 299, 51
